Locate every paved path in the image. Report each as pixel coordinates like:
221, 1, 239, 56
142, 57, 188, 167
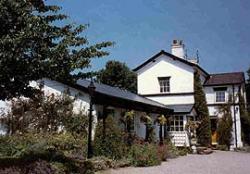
102, 151, 250, 174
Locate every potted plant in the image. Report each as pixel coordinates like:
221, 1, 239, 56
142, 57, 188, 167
185, 120, 200, 153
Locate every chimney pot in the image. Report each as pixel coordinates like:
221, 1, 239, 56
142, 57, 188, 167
171, 39, 185, 59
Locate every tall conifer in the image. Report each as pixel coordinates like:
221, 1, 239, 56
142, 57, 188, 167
194, 71, 211, 146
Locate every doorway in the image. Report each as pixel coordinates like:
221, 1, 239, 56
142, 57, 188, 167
210, 118, 218, 145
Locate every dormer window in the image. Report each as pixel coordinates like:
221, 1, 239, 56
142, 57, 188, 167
158, 77, 170, 93
214, 87, 227, 103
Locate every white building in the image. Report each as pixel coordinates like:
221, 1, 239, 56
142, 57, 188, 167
0, 78, 173, 140
134, 40, 246, 148
0, 40, 246, 149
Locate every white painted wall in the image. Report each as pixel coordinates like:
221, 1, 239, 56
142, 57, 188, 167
34, 79, 91, 115
204, 84, 243, 148
204, 85, 241, 105
137, 54, 195, 94
137, 54, 195, 105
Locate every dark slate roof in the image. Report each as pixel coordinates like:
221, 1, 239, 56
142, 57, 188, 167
166, 104, 194, 114
204, 72, 245, 86
133, 50, 209, 76
76, 79, 172, 111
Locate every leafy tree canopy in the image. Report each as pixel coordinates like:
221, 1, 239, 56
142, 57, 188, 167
97, 60, 137, 93
0, 0, 113, 100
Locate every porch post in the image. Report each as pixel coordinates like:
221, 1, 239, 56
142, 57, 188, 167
87, 80, 96, 159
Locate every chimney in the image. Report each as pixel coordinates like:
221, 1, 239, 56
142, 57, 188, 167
171, 40, 185, 59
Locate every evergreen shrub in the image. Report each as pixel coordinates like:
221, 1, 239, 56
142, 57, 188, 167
194, 71, 211, 146
217, 104, 233, 149
93, 116, 127, 160
128, 143, 161, 167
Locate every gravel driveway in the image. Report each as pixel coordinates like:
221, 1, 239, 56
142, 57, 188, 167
101, 151, 250, 174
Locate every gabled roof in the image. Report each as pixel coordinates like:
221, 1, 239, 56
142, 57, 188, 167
204, 72, 245, 86
133, 50, 209, 76
74, 79, 173, 114
166, 104, 194, 114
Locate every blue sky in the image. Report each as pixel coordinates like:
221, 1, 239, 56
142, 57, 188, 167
49, 0, 250, 75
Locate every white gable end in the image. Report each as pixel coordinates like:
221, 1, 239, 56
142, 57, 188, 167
137, 54, 194, 95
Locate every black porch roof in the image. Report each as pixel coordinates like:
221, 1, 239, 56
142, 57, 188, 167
166, 104, 194, 114
75, 79, 173, 114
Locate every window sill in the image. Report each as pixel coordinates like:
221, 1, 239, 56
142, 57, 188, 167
215, 101, 226, 104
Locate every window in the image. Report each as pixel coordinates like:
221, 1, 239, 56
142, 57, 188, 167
216, 91, 226, 102
158, 77, 170, 93
168, 116, 184, 131
214, 87, 227, 103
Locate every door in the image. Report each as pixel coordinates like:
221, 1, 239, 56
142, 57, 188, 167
210, 118, 218, 145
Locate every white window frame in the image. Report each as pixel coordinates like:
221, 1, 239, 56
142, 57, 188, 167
158, 77, 170, 93
168, 115, 184, 131
215, 90, 226, 103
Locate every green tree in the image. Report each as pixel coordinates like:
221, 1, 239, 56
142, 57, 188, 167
243, 66, 250, 144
194, 71, 211, 146
247, 67, 250, 83
0, 0, 113, 100
217, 103, 233, 149
97, 60, 137, 93
239, 92, 250, 144
246, 67, 250, 111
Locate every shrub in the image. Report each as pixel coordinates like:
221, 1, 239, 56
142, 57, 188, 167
129, 143, 161, 167
157, 144, 168, 161
217, 104, 233, 149
217, 144, 229, 151
239, 93, 250, 145
93, 116, 127, 160
87, 156, 115, 171
164, 141, 179, 159
0, 133, 91, 174
147, 125, 156, 143
177, 147, 190, 156
0, 90, 89, 135
0, 159, 55, 174
0, 133, 87, 159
